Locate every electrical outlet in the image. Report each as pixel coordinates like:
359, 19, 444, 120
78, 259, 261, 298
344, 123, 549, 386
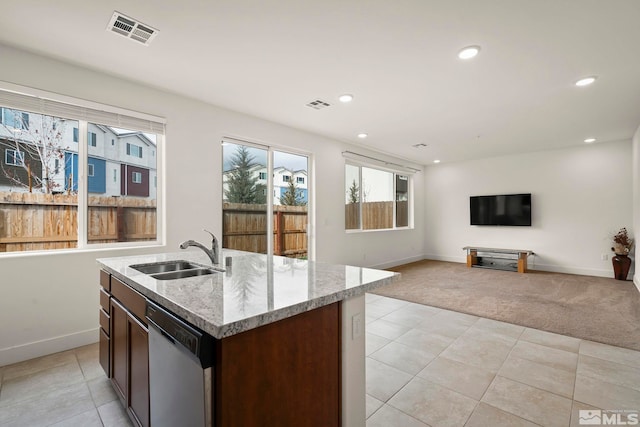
601, 254, 608, 261
352, 313, 363, 340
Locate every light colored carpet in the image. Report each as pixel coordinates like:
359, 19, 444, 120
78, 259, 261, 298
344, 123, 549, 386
373, 260, 640, 351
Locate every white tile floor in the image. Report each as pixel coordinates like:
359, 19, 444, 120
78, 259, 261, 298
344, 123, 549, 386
1, 294, 639, 426
0, 345, 132, 427
365, 293, 640, 427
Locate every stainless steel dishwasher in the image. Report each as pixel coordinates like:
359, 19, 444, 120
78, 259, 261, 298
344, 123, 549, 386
146, 300, 214, 427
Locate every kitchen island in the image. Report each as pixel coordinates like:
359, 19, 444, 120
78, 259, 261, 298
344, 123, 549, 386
97, 249, 399, 427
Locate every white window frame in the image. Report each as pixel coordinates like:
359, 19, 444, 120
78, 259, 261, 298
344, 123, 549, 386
296, 176, 304, 184
127, 143, 142, 158
345, 160, 415, 233
88, 132, 97, 147
5, 148, 25, 166
87, 163, 95, 177
221, 136, 314, 260
132, 171, 142, 184
0, 81, 166, 254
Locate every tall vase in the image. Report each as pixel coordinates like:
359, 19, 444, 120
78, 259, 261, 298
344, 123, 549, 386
612, 254, 631, 280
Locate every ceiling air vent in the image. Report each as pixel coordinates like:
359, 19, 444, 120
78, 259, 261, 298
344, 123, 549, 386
107, 12, 158, 46
412, 143, 428, 148
306, 99, 331, 110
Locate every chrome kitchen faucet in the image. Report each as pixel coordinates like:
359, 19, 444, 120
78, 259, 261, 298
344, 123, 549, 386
179, 229, 219, 265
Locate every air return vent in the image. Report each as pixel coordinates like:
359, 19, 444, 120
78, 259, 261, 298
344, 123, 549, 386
107, 12, 158, 45
306, 99, 331, 110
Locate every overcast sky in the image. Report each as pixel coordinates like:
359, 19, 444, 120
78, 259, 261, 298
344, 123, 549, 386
222, 142, 307, 172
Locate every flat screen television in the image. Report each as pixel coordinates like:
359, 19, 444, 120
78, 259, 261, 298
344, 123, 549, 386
470, 193, 532, 226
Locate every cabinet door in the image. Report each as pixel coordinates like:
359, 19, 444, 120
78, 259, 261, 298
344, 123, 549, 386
110, 298, 128, 402
128, 313, 150, 427
99, 328, 110, 377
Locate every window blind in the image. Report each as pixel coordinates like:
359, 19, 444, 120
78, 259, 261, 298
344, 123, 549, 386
0, 85, 165, 135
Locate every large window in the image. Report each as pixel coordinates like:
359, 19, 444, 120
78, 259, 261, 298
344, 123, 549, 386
0, 86, 163, 253
345, 163, 411, 231
222, 139, 310, 258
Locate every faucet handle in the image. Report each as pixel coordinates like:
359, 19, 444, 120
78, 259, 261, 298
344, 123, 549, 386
203, 229, 218, 245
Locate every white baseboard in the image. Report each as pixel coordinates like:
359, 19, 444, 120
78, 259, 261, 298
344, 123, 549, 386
0, 328, 99, 367
531, 263, 612, 278
368, 254, 426, 270
423, 254, 465, 264
634, 275, 640, 293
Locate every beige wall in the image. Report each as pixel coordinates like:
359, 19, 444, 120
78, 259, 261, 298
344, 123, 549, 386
424, 140, 633, 277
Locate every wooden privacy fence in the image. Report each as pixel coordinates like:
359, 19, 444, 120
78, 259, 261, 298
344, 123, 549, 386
223, 202, 308, 258
345, 201, 408, 230
346, 201, 395, 230
0, 191, 156, 252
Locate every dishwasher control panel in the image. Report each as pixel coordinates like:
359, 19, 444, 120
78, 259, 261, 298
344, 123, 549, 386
145, 300, 213, 366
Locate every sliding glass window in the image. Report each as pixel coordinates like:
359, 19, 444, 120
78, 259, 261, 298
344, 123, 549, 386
222, 139, 310, 258
0, 86, 164, 253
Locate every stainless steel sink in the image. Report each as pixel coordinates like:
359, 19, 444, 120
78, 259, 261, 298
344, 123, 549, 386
131, 260, 201, 274
151, 268, 218, 280
131, 260, 223, 280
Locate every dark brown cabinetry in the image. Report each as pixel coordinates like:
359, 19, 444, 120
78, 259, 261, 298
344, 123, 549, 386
99, 270, 341, 427
99, 271, 149, 427
215, 302, 341, 427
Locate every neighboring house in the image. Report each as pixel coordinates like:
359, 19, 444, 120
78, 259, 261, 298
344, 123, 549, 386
0, 109, 157, 198
271, 167, 308, 205
117, 131, 157, 199
0, 140, 43, 190
222, 165, 308, 205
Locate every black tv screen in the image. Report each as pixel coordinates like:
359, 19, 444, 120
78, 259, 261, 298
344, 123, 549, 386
470, 194, 532, 226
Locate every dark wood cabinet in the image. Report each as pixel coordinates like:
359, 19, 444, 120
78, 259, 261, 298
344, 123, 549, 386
128, 314, 149, 427
100, 270, 149, 427
215, 302, 341, 427
110, 298, 128, 401
100, 269, 341, 427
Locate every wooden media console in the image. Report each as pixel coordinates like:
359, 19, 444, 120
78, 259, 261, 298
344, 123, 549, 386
463, 246, 534, 273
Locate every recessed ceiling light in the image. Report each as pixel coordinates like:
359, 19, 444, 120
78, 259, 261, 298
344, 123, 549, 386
339, 94, 354, 103
575, 76, 597, 87
584, 138, 596, 143
433, 160, 441, 164
357, 133, 368, 139
458, 46, 480, 60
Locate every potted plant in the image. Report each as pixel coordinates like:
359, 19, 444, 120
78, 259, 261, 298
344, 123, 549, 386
611, 227, 634, 280
611, 227, 634, 255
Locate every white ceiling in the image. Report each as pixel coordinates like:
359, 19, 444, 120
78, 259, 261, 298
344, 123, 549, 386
1, 0, 639, 165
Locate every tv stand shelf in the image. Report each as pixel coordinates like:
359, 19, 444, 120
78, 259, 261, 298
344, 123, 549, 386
463, 246, 534, 273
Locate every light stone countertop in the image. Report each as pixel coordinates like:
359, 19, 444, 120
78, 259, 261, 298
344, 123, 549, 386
97, 249, 400, 339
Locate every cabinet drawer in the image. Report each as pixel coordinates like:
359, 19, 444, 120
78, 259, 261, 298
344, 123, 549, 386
100, 288, 110, 313
99, 308, 110, 334
111, 276, 147, 325
100, 270, 111, 291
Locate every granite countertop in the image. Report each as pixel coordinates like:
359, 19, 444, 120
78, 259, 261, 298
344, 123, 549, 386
97, 249, 399, 339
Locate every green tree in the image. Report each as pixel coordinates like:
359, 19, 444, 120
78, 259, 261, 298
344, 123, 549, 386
225, 146, 261, 203
280, 180, 306, 206
347, 179, 359, 204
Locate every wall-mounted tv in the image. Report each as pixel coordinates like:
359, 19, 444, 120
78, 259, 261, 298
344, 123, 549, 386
470, 193, 532, 226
